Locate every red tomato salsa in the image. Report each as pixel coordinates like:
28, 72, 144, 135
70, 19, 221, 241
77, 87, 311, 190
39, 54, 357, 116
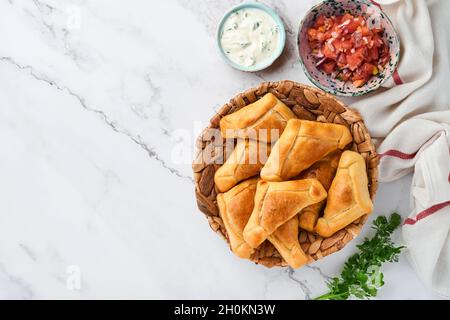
307, 13, 389, 87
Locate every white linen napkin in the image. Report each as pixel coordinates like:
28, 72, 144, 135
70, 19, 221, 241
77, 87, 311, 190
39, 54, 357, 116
350, 0, 450, 298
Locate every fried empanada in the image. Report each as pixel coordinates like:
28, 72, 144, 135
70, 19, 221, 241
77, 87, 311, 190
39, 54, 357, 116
261, 119, 352, 181
214, 139, 270, 193
315, 151, 373, 237
220, 93, 295, 143
243, 179, 327, 248
268, 216, 309, 268
297, 150, 342, 232
217, 178, 259, 259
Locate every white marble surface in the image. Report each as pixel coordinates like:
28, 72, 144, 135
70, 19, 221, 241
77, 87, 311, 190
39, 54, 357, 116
0, 0, 441, 299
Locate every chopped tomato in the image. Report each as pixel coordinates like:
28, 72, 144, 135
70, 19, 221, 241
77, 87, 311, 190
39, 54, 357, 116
314, 15, 326, 28
379, 45, 390, 65
344, 16, 364, 33
309, 40, 321, 51
331, 23, 343, 36
361, 34, 373, 47
338, 70, 352, 81
347, 47, 366, 70
360, 25, 371, 36
322, 60, 337, 74
351, 68, 368, 82
308, 28, 327, 42
352, 79, 366, 88
323, 41, 338, 59
336, 53, 347, 68
372, 33, 383, 48
334, 38, 353, 51
323, 29, 334, 40
331, 15, 341, 25
352, 62, 377, 87
351, 30, 363, 47
368, 46, 379, 62
307, 28, 317, 40
307, 13, 390, 87
323, 17, 334, 30
316, 32, 326, 42
340, 13, 354, 24
362, 62, 377, 75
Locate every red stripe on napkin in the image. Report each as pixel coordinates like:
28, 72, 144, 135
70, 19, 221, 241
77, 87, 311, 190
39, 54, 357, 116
379, 149, 417, 160
393, 69, 404, 85
370, 0, 382, 9
404, 201, 450, 225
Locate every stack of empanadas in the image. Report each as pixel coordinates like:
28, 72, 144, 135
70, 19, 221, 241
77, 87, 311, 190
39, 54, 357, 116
215, 93, 373, 269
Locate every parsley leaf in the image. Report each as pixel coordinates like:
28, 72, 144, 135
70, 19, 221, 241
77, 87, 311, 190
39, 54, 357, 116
315, 213, 404, 300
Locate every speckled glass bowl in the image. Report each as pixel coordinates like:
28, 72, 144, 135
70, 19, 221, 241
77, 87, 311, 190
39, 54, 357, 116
217, 3, 286, 72
298, 0, 400, 97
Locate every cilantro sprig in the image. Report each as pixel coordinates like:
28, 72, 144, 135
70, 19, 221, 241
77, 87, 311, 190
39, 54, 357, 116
315, 213, 404, 300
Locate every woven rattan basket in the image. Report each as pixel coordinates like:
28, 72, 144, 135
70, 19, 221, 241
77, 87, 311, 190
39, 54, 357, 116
193, 81, 379, 268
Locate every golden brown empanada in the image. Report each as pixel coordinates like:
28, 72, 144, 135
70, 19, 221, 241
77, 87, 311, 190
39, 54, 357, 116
268, 216, 308, 268
315, 151, 373, 237
214, 139, 271, 193
220, 93, 295, 143
243, 179, 327, 248
217, 178, 259, 259
297, 150, 342, 232
260, 119, 352, 181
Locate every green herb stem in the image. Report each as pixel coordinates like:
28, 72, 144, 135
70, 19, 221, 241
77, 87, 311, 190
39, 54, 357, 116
314, 213, 405, 300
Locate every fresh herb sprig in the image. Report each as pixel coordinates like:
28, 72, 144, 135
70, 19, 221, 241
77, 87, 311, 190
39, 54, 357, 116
315, 213, 404, 300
